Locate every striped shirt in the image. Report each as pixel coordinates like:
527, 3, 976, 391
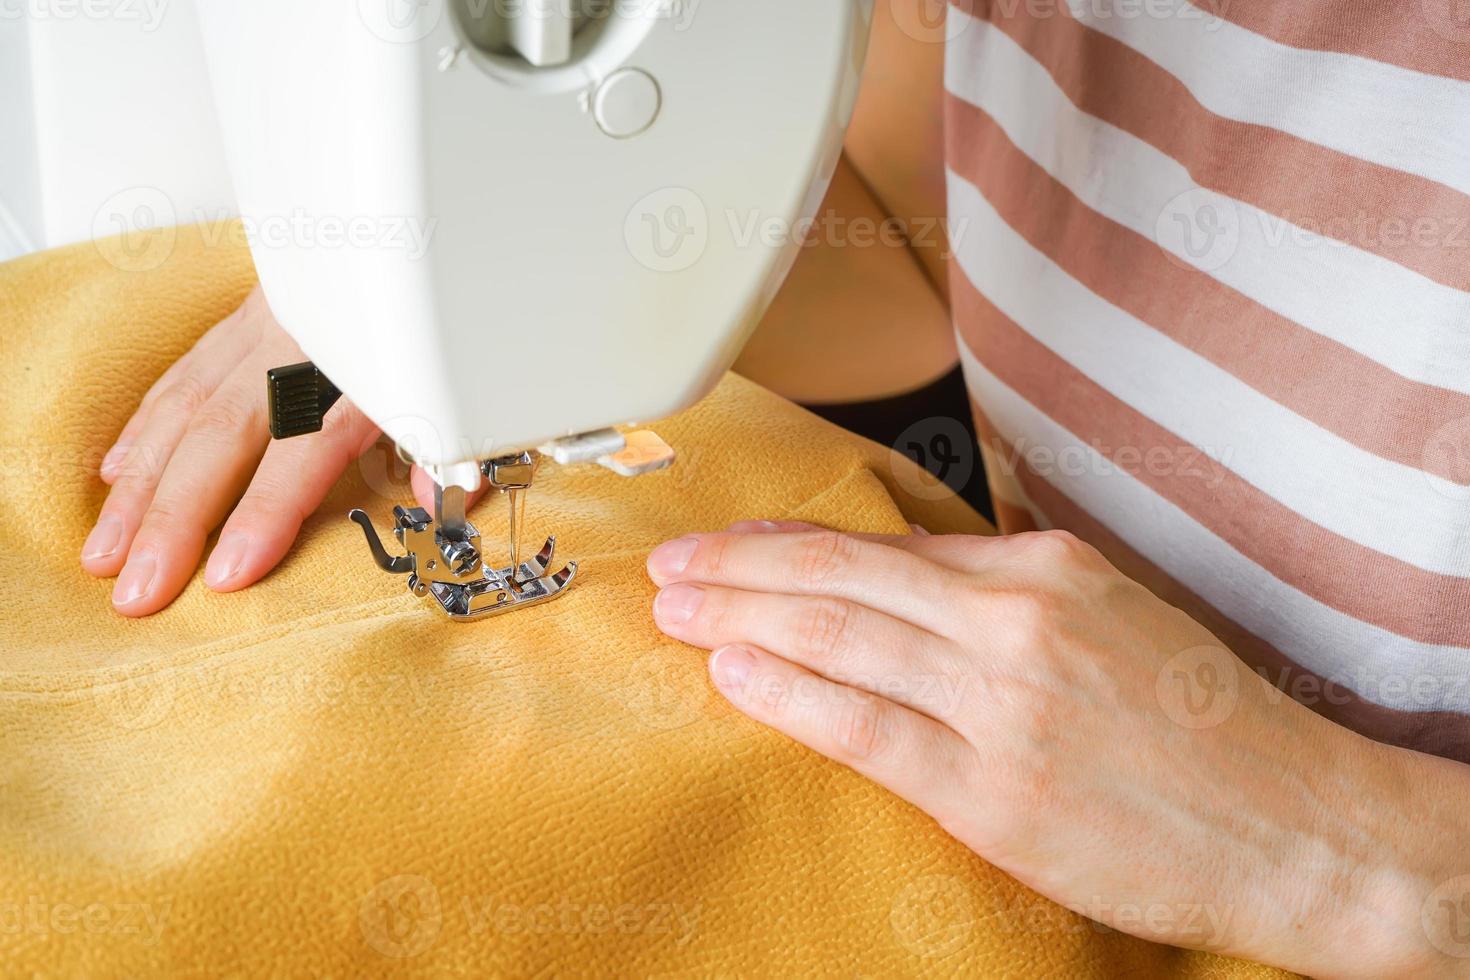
945, 0, 1470, 762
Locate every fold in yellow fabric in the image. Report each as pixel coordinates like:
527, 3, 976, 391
0, 226, 1285, 977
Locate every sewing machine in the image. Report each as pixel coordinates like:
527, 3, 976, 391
194, 0, 871, 619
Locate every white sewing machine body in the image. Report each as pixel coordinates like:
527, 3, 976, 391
195, 0, 872, 491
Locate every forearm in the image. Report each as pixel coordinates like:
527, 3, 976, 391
1240, 700, 1470, 976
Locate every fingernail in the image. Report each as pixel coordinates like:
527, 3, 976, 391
100, 444, 129, 478
647, 537, 698, 579
654, 584, 704, 625
910, 524, 931, 536
730, 520, 781, 533
205, 535, 249, 589
710, 646, 756, 692
113, 549, 158, 607
82, 515, 124, 561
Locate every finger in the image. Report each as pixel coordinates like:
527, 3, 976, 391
99, 355, 194, 483
729, 519, 946, 550
653, 584, 967, 721
647, 530, 964, 630
205, 400, 383, 592
98, 303, 261, 484
110, 356, 278, 616
708, 643, 973, 821
408, 466, 492, 517
81, 351, 255, 578
726, 519, 994, 572
726, 519, 826, 534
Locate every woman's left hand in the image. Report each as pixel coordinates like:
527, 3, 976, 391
646, 521, 1456, 977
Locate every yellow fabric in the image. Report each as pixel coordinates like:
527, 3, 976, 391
0, 226, 1286, 977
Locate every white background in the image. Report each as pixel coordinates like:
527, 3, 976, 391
0, 0, 235, 261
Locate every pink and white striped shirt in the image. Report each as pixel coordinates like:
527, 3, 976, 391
945, 0, 1470, 761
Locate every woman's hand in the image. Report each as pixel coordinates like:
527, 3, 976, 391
81, 286, 469, 617
646, 521, 1465, 976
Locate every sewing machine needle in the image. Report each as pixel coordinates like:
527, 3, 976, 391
507, 487, 526, 583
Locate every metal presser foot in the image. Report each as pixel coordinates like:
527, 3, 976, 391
347, 451, 578, 621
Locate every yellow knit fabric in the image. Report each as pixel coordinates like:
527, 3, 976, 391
0, 226, 1286, 977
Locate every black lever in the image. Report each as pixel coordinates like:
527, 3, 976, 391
266, 361, 342, 439
348, 509, 414, 574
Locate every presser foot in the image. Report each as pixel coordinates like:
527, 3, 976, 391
348, 504, 578, 622
416, 537, 578, 620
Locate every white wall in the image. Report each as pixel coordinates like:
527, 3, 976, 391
0, 11, 41, 259
0, 0, 237, 261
